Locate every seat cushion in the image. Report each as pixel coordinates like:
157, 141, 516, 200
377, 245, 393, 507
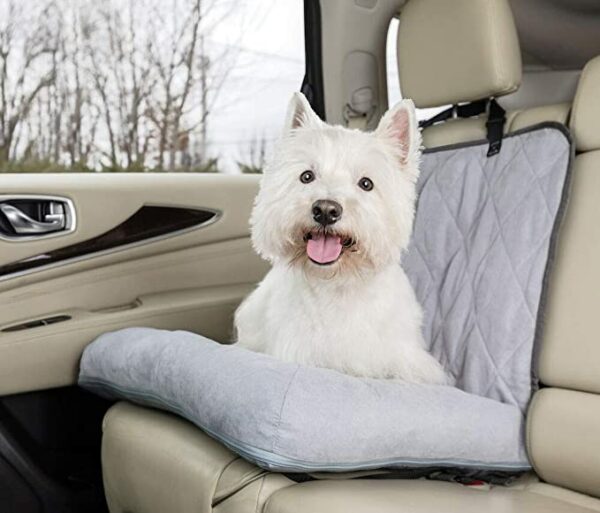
102, 401, 239, 513
102, 401, 292, 513
528, 388, 600, 498
264, 480, 600, 513
83, 327, 530, 475
102, 403, 600, 513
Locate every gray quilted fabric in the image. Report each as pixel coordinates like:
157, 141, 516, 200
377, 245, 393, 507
404, 126, 571, 412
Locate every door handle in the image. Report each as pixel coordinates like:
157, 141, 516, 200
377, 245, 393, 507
0, 204, 65, 234
0, 196, 76, 240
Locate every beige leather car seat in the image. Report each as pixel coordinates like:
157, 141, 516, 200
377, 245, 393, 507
528, 54, 600, 499
100, 2, 600, 512
398, 0, 570, 148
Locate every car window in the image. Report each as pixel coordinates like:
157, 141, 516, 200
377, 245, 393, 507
0, 0, 304, 173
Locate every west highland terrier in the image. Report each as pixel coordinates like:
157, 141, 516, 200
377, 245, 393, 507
235, 93, 450, 385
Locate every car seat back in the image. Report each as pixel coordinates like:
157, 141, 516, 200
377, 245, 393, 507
397, 0, 570, 148
528, 55, 600, 498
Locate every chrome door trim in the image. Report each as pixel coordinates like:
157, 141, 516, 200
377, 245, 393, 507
0, 195, 77, 242
0, 206, 221, 283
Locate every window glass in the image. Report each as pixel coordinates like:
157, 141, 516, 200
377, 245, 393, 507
0, 0, 304, 173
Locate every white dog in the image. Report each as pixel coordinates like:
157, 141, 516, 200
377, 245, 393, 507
235, 93, 450, 385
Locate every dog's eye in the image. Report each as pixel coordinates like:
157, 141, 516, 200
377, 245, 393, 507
358, 177, 374, 191
300, 170, 315, 184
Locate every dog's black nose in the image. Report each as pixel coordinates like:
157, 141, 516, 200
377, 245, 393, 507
312, 199, 343, 226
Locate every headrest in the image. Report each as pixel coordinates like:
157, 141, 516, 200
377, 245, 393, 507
570, 55, 600, 152
397, 0, 522, 109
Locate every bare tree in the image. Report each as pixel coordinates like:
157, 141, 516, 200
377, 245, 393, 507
237, 134, 269, 174
81, 1, 157, 170
0, 0, 241, 172
0, 1, 60, 163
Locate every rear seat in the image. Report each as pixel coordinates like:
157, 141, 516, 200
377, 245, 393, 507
421, 103, 571, 149
100, 2, 600, 512
399, 0, 571, 147
528, 54, 600, 498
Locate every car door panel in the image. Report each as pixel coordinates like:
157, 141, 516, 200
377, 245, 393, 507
1, 173, 267, 393
0, 173, 262, 284
0, 283, 256, 396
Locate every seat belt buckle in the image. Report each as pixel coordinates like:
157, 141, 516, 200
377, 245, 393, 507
485, 99, 506, 157
344, 87, 376, 130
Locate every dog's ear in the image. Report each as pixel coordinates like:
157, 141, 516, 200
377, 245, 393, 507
375, 99, 421, 166
284, 92, 322, 132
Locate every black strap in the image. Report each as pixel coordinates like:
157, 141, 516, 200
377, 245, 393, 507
418, 100, 487, 129
419, 99, 506, 157
485, 99, 506, 157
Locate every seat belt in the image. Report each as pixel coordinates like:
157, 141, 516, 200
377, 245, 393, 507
419, 99, 506, 157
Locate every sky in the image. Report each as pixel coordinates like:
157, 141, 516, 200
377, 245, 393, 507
204, 0, 306, 172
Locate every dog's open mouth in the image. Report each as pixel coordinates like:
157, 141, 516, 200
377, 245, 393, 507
303, 232, 355, 265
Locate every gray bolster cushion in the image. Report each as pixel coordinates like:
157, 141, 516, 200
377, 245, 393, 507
80, 327, 529, 472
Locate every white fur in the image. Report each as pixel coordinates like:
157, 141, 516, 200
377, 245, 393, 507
235, 93, 450, 384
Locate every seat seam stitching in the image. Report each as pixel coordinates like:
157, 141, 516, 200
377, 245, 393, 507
271, 365, 301, 454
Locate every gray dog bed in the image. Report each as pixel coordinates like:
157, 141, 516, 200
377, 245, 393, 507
79, 124, 572, 476
81, 327, 528, 473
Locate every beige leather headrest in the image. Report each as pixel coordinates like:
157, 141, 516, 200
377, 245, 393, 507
570, 55, 600, 152
397, 0, 522, 108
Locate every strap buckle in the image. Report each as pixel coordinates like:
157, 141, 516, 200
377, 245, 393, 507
485, 98, 506, 157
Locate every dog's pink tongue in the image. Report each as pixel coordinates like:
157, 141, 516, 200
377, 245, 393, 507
307, 233, 343, 264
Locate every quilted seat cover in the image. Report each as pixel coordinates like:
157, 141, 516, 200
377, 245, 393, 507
405, 124, 572, 411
